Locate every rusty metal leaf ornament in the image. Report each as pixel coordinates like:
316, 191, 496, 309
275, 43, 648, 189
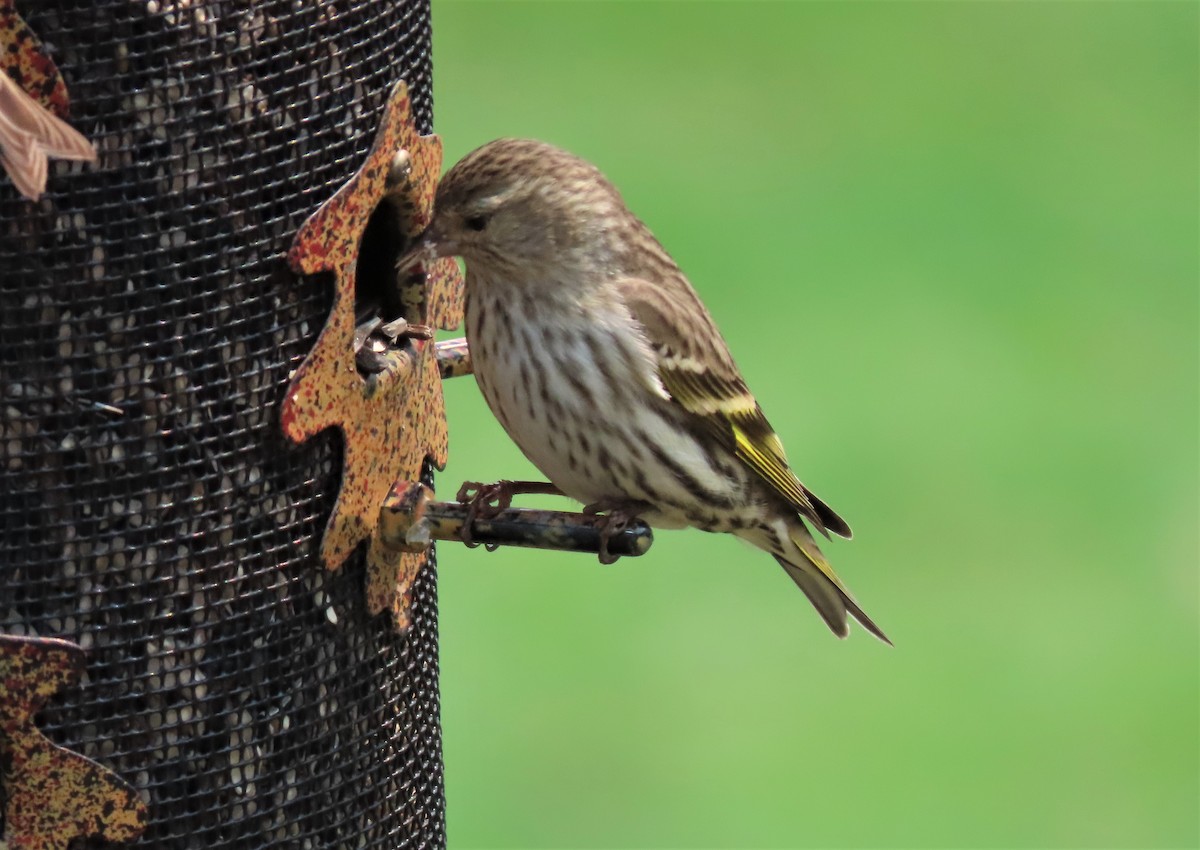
0, 635, 149, 850
281, 80, 464, 630
0, 1, 71, 116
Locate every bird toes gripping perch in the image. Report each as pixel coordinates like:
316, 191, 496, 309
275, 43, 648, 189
378, 480, 655, 563
375, 454, 656, 563
448, 480, 656, 562
454, 479, 563, 549
581, 499, 656, 565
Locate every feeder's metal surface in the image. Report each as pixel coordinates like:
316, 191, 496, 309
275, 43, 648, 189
0, 3, 446, 848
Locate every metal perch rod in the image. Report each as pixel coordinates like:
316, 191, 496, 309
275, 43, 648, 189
380, 496, 654, 558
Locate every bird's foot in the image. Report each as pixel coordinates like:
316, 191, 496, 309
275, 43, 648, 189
455, 480, 563, 549
582, 499, 653, 565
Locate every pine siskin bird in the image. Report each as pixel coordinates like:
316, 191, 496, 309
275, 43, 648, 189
0, 71, 96, 201
407, 138, 888, 643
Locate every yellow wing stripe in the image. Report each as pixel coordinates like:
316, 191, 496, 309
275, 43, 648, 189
619, 279, 845, 537
659, 355, 819, 522
731, 422, 815, 515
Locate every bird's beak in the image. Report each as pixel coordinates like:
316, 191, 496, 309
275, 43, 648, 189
397, 221, 453, 274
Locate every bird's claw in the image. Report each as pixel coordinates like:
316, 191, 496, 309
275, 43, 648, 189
582, 500, 649, 565
456, 479, 563, 549
455, 480, 515, 548
455, 480, 516, 513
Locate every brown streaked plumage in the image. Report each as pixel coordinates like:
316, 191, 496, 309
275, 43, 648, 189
410, 138, 888, 643
0, 72, 96, 200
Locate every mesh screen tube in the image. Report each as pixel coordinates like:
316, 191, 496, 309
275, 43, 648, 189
0, 2, 445, 847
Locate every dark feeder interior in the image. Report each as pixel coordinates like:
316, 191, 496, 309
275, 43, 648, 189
352, 163, 432, 380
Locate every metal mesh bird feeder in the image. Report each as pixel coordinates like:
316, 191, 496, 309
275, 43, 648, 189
0, 2, 446, 847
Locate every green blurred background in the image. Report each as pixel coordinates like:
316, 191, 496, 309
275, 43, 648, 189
427, 2, 1198, 847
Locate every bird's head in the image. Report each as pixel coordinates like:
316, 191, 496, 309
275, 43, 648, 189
401, 138, 626, 280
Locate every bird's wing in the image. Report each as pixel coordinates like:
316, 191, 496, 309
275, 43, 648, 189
614, 275, 851, 539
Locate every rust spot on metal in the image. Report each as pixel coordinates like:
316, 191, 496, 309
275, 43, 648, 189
0, 2, 72, 116
281, 80, 464, 631
0, 634, 149, 850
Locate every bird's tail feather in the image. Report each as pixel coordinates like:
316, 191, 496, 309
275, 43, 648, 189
773, 522, 891, 645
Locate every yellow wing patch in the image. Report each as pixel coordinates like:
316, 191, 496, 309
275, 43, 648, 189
614, 278, 841, 534
659, 362, 816, 519
730, 420, 815, 516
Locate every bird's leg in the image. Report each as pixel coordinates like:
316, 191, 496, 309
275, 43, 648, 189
581, 499, 653, 565
455, 480, 564, 548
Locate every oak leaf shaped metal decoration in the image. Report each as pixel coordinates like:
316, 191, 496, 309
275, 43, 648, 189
0, 635, 149, 850
0, 1, 70, 116
281, 80, 464, 631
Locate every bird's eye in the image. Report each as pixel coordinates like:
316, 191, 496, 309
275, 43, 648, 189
465, 215, 488, 232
